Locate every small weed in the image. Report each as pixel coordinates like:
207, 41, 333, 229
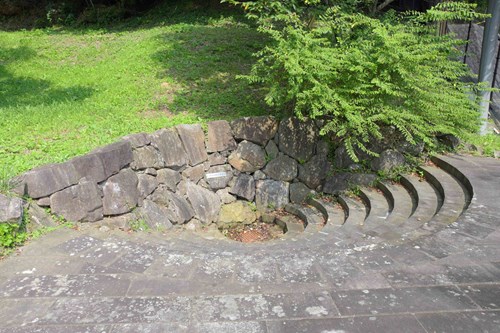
129, 219, 150, 232
247, 202, 257, 212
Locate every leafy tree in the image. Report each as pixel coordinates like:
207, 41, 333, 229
226, 0, 487, 160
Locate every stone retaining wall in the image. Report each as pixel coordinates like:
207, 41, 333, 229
3, 116, 413, 229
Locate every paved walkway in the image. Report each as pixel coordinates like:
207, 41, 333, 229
0, 155, 499, 333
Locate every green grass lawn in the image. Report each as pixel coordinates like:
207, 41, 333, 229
0, 6, 267, 181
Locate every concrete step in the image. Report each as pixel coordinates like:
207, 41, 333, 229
284, 204, 325, 234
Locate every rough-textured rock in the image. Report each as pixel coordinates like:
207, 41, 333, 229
371, 149, 406, 172
228, 141, 266, 173
205, 165, 233, 190
290, 182, 314, 203
0, 194, 23, 224
185, 219, 202, 231
131, 146, 164, 170
92, 141, 133, 179
298, 155, 331, 189
186, 182, 221, 224
253, 170, 266, 181
149, 128, 187, 170
278, 117, 318, 162
206, 120, 237, 153
316, 140, 330, 157
437, 134, 461, 150
26, 203, 57, 232
208, 153, 226, 166
36, 197, 50, 207
397, 141, 424, 156
121, 133, 150, 148
176, 124, 208, 166
230, 174, 255, 201
136, 200, 173, 230
231, 116, 278, 145
102, 169, 139, 216
218, 201, 257, 227
50, 180, 103, 222
145, 168, 157, 176
150, 185, 194, 224
102, 213, 134, 229
182, 164, 205, 183
137, 174, 158, 200
265, 140, 279, 160
323, 173, 377, 194
70, 153, 107, 184
22, 162, 79, 199
216, 188, 237, 204
263, 154, 297, 182
333, 146, 356, 169
156, 168, 181, 191
255, 180, 289, 212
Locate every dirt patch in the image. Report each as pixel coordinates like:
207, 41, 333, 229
224, 221, 284, 243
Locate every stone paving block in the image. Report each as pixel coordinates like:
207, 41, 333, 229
108, 251, 156, 273
461, 284, 500, 309
416, 311, 500, 333
192, 291, 338, 322
1, 274, 130, 298
78, 263, 127, 275
0, 299, 55, 327
276, 256, 322, 283
316, 255, 363, 288
194, 256, 236, 281
348, 252, 396, 272
338, 271, 392, 291
234, 256, 278, 283
0, 325, 113, 333
112, 323, 189, 333
38, 297, 191, 325
331, 286, 478, 316
266, 315, 426, 333
0, 256, 84, 277
382, 245, 434, 266
194, 321, 268, 333
55, 235, 103, 255
127, 277, 209, 297
144, 253, 198, 278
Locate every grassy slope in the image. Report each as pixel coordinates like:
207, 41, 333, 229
0, 6, 267, 181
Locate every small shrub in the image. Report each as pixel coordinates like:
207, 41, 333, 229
229, 1, 487, 161
0, 223, 27, 248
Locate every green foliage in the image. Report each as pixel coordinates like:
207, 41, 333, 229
232, 1, 484, 161
129, 219, 150, 232
0, 223, 27, 248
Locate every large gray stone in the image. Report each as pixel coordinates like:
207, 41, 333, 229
278, 117, 318, 162
136, 200, 173, 230
186, 182, 221, 224
150, 185, 194, 224
230, 174, 255, 201
149, 128, 188, 170
102, 169, 139, 216
22, 162, 79, 199
182, 164, 205, 183
206, 120, 237, 153
131, 146, 164, 170
137, 174, 158, 200
121, 132, 150, 148
263, 154, 297, 182
255, 180, 289, 212
0, 194, 23, 224
50, 180, 103, 222
156, 168, 181, 191
231, 116, 278, 145
217, 201, 257, 227
26, 203, 57, 232
216, 188, 237, 204
265, 140, 279, 160
70, 153, 107, 184
208, 153, 227, 166
371, 149, 406, 172
205, 165, 233, 190
228, 141, 266, 173
290, 182, 314, 203
334, 146, 356, 169
176, 124, 208, 166
298, 155, 332, 189
323, 173, 377, 194
92, 141, 133, 179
